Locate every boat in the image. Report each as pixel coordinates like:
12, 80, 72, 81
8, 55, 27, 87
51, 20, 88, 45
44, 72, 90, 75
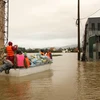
0, 69, 53, 83
0, 63, 51, 77
0, 3, 53, 77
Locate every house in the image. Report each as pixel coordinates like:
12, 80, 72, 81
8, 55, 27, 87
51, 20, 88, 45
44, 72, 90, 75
82, 17, 100, 61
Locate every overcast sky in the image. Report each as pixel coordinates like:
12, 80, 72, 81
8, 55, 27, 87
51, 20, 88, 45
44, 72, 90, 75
9, 0, 100, 48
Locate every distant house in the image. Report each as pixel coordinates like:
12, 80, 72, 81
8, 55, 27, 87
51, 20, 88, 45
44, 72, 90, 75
49, 47, 56, 51
74, 48, 78, 52
62, 49, 68, 53
82, 17, 100, 61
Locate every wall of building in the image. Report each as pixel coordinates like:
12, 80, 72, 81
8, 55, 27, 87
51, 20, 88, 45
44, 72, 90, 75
87, 17, 100, 31
89, 36, 96, 60
85, 18, 100, 61
0, 0, 5, 49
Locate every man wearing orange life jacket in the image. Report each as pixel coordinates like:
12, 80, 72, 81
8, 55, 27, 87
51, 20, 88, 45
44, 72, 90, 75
6, 41, 16, 64
46, 50, 52, 59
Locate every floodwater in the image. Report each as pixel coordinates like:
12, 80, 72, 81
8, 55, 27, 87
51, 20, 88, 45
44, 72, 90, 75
0, 53, 100, 100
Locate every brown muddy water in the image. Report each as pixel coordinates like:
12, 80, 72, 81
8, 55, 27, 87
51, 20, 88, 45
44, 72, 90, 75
0, 53, 100, 100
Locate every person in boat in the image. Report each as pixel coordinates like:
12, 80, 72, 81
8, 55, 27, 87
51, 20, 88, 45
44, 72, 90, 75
40, 49, 44, 55
0, 58, 13, 72
24, 54, 31, 68
39, 49, 52, 63
6, 41, 18, 65
46, 50, 52, 59
45, 49, 53, 62
14, 49, 27, 68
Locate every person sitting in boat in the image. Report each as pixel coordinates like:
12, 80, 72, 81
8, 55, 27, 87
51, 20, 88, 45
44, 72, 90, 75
6, 41, 18, 65
39, 50, 52, 63
24, 55, 31, 68
45, 49, 53, 62
40, 49, 44, 55
0, 58, 13, 72
14, 49, 27, 68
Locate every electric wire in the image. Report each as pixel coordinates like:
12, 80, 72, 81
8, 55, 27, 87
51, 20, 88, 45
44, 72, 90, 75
80, 8, 100, 20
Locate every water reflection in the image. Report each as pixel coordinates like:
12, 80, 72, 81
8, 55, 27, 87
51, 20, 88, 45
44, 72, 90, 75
0, 70, 53, 100
0, 53, 100, 100
77, 61, 100, 100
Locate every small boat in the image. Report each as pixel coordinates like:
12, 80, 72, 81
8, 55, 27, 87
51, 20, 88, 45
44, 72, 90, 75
0, 63, 51, 77
0, 69, 53, 83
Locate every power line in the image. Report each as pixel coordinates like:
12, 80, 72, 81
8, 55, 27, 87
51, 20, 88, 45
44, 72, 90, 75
74, 8, 100, 20
81, 8, 100, 20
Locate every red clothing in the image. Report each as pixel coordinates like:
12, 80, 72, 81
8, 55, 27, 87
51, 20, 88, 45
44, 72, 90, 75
6, 46, 15, 64
6, 46, 14, 56
46, 52, 52, 59
6, 56, 14, 64
25, 57, 30, 68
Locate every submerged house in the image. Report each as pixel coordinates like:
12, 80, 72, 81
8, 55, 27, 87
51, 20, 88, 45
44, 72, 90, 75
82, 17, 100, 61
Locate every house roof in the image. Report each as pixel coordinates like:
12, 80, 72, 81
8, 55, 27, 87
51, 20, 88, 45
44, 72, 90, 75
86, 17, 100, 25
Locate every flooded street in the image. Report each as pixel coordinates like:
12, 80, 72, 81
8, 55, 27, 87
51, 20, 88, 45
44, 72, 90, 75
0, 53, 100, 100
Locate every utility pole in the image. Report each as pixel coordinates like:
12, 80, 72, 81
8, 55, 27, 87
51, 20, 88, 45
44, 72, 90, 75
7, 0, 9, 44
0, 0, 9, 62
78, 0, 80, 60
5, 0, 9, 45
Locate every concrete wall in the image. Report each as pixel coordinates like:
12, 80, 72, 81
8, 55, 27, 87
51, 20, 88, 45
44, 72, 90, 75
97, 43, 100, 51
86, 17, 100, 31
85, 18, 100, 61
0, 0, 5, 49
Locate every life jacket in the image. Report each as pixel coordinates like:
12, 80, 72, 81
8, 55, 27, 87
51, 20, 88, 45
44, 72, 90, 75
16, 54, 25, 67
25, 57, 30, 68
46, 52, 52, 59
50, 53, 52, 59
6, 46, 14, 56
46, 52, 50, 58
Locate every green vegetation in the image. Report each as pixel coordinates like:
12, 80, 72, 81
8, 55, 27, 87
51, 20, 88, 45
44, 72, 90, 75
52, 54, 62, 56
18, 47, 63, 53
15, 47, 39, 53
3, 46, 83, 53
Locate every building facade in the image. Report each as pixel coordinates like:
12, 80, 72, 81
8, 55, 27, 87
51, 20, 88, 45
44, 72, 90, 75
85, 17, 100, 61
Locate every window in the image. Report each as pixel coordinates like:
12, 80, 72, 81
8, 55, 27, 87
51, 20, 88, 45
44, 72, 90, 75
98, 23, 100, 31
96, 36, 100, 42
93, 44, 96, 52
99, 36, 100, 42
91, 23, 95, 31
98, 52, 100, 59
